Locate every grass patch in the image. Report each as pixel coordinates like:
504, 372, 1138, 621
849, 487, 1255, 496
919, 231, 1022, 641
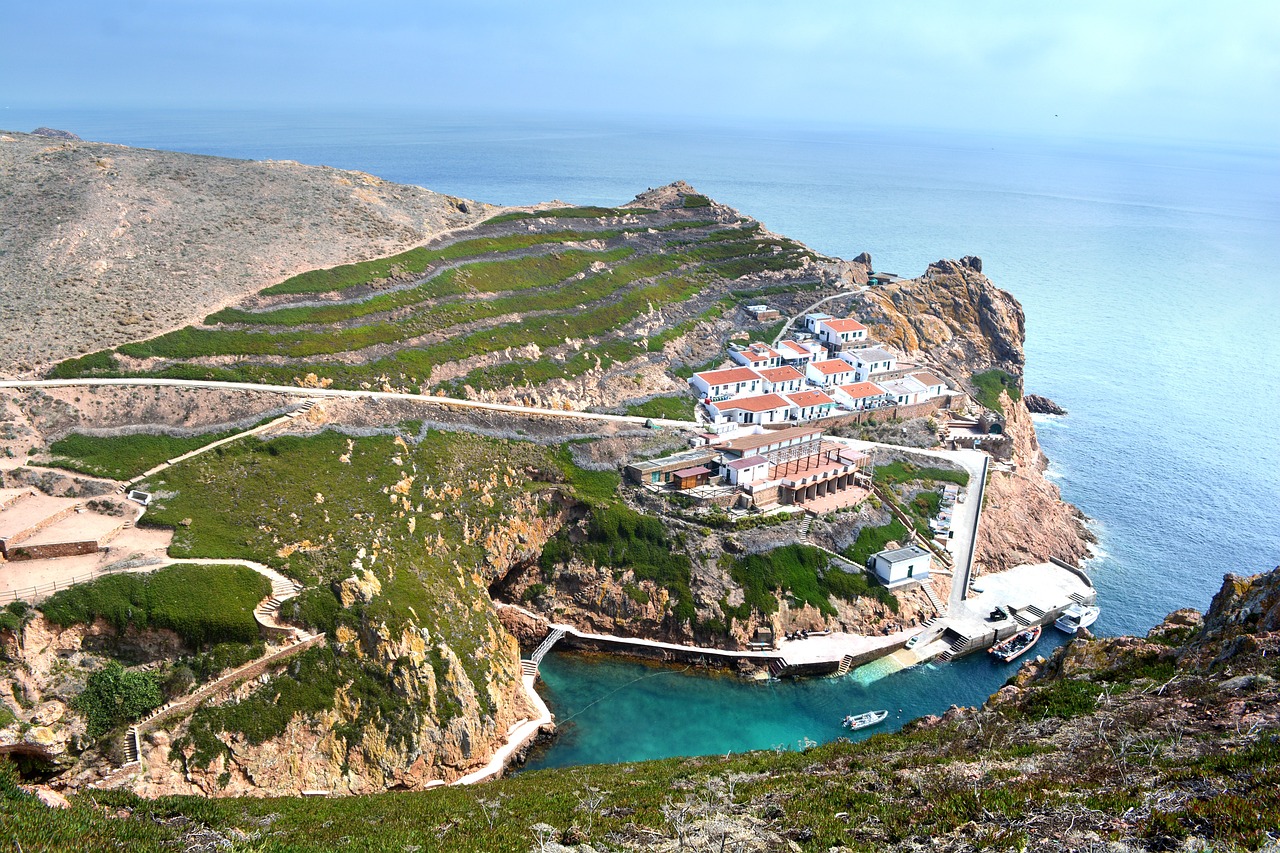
40, 563, 270, 648
873, 460, 969, 487
971, 369, 1022, 412
726, 544, 897, 617
623, 396, 696, 420
844, 517, 911, 566
48, 428, 249, 481
483, 206, 653, 224
682, 194, 711, 208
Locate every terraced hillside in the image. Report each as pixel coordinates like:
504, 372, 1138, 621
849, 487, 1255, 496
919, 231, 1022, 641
51, 184, 840, 410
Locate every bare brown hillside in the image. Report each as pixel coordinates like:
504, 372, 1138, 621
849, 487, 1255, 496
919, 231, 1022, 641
0, 130, 488, 376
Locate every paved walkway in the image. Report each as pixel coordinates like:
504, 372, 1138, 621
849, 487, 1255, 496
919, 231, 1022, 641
0, 378, 701, 431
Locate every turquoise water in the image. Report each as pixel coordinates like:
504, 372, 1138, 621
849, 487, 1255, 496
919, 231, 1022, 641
6, 108, 1277, 767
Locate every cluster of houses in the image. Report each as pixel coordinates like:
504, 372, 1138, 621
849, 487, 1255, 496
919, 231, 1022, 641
626, 424, 872, 512
687, 312, 952, 427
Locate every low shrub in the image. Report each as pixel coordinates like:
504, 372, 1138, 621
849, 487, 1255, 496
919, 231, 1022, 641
74, 660, 163, 738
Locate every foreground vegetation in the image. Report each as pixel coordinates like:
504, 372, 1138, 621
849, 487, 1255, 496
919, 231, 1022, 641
6, 570, 1279, 852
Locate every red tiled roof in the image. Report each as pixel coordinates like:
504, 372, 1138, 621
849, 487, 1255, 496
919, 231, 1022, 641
778, 341, 810, 354
838, 382, 888, 399
716, 393, 791, 413
694, 367, 762, 385
786, 390, 835, 407
726, 455, 769, 470
810, 360, 854, 376
821, 318, 867, 333
758, 366, 804, 383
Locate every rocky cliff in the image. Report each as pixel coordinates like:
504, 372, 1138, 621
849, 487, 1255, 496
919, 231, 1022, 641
863, 255, 1093, 572
0, 130, 487, 376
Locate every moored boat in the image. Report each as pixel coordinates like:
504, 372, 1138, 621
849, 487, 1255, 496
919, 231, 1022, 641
842, 709, 889, 730
988, 625, 1042, 663
1055, 603, 1100, 634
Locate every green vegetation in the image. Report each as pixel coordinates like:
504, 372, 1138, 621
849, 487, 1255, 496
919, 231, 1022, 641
482, 206, 652, 224
971, 368, 1022, 412
48, 428, 250, 480
623, 395, 696, 420
40, 564, 269, 648
0, 601, 29, 633
844, 516, 911, 566
73, 660, 162, 738
682, 194, 711, 208
541, 504, 695, 623
725, 544, 897, 617
873, 460, 969, 487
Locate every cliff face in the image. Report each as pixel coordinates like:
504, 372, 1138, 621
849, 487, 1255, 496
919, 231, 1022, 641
864, 256, 1092, 572
863, 256, 1025, 379
0, 131, 488, 376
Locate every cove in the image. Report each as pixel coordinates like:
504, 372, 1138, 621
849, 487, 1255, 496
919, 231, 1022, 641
522, 634, 1071, 771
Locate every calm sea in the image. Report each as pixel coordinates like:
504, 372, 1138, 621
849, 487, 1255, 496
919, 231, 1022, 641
7, 108, 1277, 768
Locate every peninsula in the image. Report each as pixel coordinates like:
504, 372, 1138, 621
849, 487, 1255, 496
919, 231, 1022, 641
9, 132, 1272, 851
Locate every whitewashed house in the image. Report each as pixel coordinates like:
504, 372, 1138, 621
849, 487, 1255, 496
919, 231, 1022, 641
756, 365, 806, 395
879, 375, 930, 406
728, 342, 784, 370
802, 312, 834, 333
705, 393, 793, 425
814, 317, 868, 351
833, 381, 891, 411
871, 545, 932, 586
805, 358, 857, 387
785, 389, 838, 421
724, 455, 771, 486
689, 366, 763, 401
841, 347, 897, 382
777, 340, 822, 368
910, 372, 949, 399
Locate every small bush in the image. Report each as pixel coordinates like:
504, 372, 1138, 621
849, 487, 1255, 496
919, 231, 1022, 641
75, 660, 163, 738
971, 369, 1022, 412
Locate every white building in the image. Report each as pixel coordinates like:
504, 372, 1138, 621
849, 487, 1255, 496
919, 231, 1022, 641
814, 317, 868, 350
689, 366, 763, 401
756, 365, 806, 395
802, 312, 834, 333
910, 371, 949, 399
871, 545, 932, 586
777, 340, 822, 368
705, 393, 793, 425
832, 381, 891, 410
879, 375, 929, 406
785, 389, 838, 421
724, 455, 771, 486
805, 358, 857, 387
841, 347, 897, 382
728, 342, 784, 370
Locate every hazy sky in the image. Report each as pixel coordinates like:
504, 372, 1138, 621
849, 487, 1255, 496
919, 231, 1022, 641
6, 1, 1278, 145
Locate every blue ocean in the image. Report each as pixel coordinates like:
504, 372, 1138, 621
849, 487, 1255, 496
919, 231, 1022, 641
7, 108, 1277, 768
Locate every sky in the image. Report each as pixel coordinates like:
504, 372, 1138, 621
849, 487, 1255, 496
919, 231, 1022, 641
5, 1, 1279, 146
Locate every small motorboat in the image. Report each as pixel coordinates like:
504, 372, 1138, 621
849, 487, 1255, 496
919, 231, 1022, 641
842, 710, 889, 730
988, 625, 1041, 663
1055, 603, 1101, 634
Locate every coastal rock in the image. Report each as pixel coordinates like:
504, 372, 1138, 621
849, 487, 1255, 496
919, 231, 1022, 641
1024, 394, 1067, 415
31, 127, 81, 140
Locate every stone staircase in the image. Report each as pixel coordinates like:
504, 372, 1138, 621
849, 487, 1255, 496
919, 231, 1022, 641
122, 726, 140, 764
769, 657, 791, 678
936, 634, 978, 663
1069, 592, 1089, 605
1014, 605, 1047, 627
834, 654, 856, 677
797, 512, 815, 544
921, 581, 947, 617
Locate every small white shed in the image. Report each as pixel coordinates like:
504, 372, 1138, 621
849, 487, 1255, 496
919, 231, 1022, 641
871, 545, 932, 586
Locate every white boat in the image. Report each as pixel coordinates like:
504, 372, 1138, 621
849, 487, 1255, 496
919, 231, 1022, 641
988, 625, 1041, 663
842, 709, 889, 730
1055, 603, 1100, 634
